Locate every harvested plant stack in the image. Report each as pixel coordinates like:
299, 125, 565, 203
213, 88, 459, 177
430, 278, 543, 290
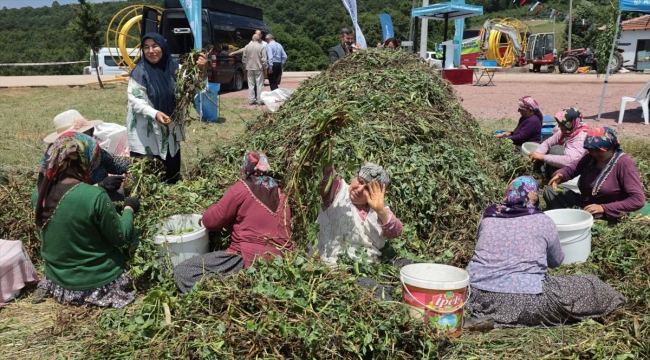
220, 49, 525, 261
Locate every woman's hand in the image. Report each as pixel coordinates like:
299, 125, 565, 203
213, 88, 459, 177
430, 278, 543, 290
366, 180, 386, 213
584, 204, 604, 215
197, 52, 208, 75
155, 111, 171, 126
529, 151, 545, 162
494, 132, 511, 138
548, 173, 564, 191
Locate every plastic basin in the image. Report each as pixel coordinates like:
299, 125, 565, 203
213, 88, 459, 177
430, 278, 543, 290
521, 142, 540, 156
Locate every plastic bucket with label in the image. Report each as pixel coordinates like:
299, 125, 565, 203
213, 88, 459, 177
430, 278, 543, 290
400, 263, 470, 337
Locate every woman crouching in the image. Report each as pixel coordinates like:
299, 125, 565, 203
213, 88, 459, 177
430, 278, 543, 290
32, 133, 140, 308
174, 151, 294, 293
543, 127, 645, 221
464, 176, 624, 329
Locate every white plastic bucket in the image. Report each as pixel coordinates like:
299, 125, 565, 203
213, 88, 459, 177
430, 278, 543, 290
400, 263, 470, 337
153, 214, 209, 267
521, 142, 540, 156
560, 176, 581, 194
543, 209, 593, 264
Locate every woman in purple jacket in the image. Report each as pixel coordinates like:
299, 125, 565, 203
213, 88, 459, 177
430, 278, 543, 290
543, 127, 646, 221
495, 96, 543, 147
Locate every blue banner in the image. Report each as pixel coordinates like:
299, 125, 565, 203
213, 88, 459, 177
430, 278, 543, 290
341, 0, 367, 49
179, 0, 202, 49
620, 0, 650, 13
453, 0, 465, 67
379, 13, 395, 40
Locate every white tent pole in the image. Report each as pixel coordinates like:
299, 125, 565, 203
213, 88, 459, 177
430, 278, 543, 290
597, 11, 622, 122
568, 0, 573, 51
419, 0, 429, 59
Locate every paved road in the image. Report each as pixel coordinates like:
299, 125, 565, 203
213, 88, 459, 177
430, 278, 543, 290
0, 72, 321, 88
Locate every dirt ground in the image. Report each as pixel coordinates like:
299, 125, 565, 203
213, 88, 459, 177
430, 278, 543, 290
222, 72, 650, 137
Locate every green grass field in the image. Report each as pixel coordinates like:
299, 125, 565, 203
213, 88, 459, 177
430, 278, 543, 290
0, 86, 648, 359
0, 84, 257, 173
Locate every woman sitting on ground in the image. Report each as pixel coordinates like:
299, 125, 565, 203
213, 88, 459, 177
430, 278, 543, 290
44, 110, 131, 201
465, 176, 625, 329
494, 96, 543, 147
543, 127, 645, 220
174, 151, 294, 293
31, 133, 140, 308
529, 107, 589, 179
316, 163, 403, 266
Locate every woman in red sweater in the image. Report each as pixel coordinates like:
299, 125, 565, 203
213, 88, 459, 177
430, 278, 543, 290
174, 151, 294, 293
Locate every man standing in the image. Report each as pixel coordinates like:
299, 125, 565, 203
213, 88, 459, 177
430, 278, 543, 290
265, 34, 287, 91
229, 29, 266, 57
242, 34, 267, 105
329, 28, 358, 63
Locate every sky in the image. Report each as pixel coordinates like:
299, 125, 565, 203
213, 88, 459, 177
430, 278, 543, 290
0, 0, 123, 9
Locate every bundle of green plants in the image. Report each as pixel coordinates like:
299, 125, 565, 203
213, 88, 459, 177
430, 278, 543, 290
83, 252, 443, 359
172, 48, 211, 129
204, 49, 527, 264
0, 169, 39, 259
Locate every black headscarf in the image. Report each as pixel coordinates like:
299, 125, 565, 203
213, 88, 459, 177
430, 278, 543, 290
130, 32, 178, 117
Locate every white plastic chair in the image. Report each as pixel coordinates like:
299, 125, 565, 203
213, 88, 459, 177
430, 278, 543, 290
618, 79, 650, 125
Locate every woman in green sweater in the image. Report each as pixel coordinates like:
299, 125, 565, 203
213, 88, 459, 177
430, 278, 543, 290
32, 132, 140, 308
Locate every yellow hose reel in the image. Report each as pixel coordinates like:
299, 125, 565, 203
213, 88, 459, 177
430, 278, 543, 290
106, 5, 163, 72
483, 18, 530, 68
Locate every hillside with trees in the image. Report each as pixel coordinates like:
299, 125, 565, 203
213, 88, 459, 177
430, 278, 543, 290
0, 0, 628, 75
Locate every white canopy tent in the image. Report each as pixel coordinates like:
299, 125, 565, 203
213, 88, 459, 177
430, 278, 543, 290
597, 0, 650, 122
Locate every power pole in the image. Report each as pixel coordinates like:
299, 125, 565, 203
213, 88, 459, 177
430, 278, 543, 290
419, 0, 429, 59
568, 0, 573, 51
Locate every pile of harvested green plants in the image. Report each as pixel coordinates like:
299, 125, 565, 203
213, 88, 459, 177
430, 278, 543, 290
1, 50, 648, 359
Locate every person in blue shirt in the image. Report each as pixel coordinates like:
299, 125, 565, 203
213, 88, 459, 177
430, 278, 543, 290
265, 34, 287, 90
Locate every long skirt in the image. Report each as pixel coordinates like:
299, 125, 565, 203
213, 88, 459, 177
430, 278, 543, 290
174, 251, 245, 294
465, 274, 625, 328
37, 271, 135, 309
0, 240, 39, 304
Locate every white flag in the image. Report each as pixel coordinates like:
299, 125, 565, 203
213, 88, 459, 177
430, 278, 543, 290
341, 0, 367, 49
529, 1, 540, 11
550, 9, 555, 18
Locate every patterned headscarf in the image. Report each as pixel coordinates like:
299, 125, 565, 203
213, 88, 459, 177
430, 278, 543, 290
582, 127, 624, 197
35, 132, 101, 228
240, 151, 280, 211
358, 163, 390, 188
554, 107, 589, 145
517, 95, 544, 125
483, 176, 544, 218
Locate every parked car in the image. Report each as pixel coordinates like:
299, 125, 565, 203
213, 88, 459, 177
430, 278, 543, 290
145, 0, 270, 91
84, 47, 137, 76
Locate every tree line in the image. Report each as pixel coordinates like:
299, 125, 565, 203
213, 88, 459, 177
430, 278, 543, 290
0, 0, 625, 75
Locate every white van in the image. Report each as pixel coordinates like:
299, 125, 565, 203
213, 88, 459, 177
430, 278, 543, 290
83, 47, 138, 75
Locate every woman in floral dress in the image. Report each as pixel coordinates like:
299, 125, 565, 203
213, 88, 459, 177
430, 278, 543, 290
464, 176, 624, 329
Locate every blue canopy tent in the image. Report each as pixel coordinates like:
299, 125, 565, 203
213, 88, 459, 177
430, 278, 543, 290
597, 0, 650, 121
411, 2, 483, 68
